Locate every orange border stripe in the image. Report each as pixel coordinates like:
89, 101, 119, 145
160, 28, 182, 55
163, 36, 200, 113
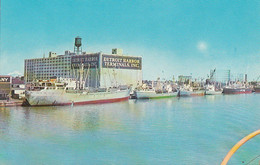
221, 129, 260, 165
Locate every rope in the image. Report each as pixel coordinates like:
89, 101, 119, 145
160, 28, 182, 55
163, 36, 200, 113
244, 154, 260, 165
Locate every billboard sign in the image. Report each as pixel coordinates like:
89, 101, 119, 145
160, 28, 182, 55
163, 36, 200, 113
102, 55, 142, 70
71, 54, 100, 69
0, 76, 11, 83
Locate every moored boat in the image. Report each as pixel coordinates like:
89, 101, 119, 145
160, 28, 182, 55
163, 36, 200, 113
205, 85, 222, 95
254, 86, 260, 93
223, 87, 252, 94
135, 90, 178, 99
179, 85, 205, 96
25, 87, 130, 106
179, 90, 205, 96
205, 90, 222, 95
24, 63, 131, 106
135, 78, 178, 99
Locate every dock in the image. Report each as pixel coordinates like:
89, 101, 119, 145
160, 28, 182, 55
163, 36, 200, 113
0, 99, 23, 107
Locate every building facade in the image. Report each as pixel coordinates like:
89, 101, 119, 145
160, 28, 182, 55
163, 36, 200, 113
24, 51, 72, 82
24, 49, 142, 88
11, 76, 25, 99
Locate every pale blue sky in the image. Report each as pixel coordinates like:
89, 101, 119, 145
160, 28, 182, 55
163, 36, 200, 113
1, 0, 259, 80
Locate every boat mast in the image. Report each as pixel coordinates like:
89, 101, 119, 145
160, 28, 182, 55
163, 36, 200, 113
95, 65, 98, 89
112, 69, 117, 87
87, 64, 90, 89
79, 63, 84, 90
102, 67, 107, 89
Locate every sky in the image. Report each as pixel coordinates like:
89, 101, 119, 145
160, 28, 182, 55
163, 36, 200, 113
0, 0, 259, 81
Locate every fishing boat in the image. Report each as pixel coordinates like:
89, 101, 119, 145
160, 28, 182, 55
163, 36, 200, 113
205, 84, 222, 95
179, 90, 205, 96
135, 79, 178, 99
179, 85, 205, 96
135, 89, 178, 99
24, 64, 130, 106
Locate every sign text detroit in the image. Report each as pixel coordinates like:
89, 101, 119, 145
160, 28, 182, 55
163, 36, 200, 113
71, 54, 99, 69
102, 55, 142, 70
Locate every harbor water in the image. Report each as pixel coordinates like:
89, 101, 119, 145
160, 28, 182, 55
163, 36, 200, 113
0, 94, 259, 164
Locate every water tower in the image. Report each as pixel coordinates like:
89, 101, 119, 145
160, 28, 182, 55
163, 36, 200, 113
74, 36, 82, 55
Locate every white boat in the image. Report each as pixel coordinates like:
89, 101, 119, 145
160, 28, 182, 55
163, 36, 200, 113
135, 79, 178, 99
205, 85, 222, 95
179, 90, 205, 96
135, 90, 178, 99
25, 63, 130, 106
205, 90, 222, 95
179, 85, 205, 96
25, 86, 130, 106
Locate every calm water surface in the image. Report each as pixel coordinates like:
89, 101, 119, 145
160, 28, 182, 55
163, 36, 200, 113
0, 94, 259, 164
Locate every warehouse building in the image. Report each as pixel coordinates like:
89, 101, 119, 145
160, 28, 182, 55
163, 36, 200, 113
24, 37, 142, 88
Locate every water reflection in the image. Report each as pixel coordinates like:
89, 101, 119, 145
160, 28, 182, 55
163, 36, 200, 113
12, 102, 137, 132
0, 94, 259, 164
0, 95, 254, 134
204, 95, 223, 102
0, 108, 11, 136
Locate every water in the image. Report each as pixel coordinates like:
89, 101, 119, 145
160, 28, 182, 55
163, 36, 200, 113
0, 94, 259, 165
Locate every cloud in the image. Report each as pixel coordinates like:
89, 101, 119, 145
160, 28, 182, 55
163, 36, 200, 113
197, 41, 208, 52
8, 71, 23, 76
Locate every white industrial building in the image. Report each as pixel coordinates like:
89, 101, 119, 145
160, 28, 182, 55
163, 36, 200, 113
24, 37, 142, 88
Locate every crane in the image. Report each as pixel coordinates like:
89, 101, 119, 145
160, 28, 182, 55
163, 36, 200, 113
256, 75, 260, 82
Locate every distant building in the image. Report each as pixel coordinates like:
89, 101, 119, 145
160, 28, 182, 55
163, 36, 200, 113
0, 76, 11, 100
11, 76, 25, 99
24, 38, 142, 88
178, 75, 192, 84
209, 69, 230, 83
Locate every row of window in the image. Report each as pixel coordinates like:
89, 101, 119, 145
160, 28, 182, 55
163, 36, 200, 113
26, 59, 70, 63
27, 73, 70, 77
26, 57, 71, 62
25, 66, 69, 69
26, 63, 70, 66
26, 66, 70, 69
33, 70, 70, 73
37, 73, 69, 76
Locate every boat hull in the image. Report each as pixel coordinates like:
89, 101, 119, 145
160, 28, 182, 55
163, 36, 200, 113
254, 87, 260, 93
223, 88, 252, 94
205, 90, 222, 95
135, 91, 178, 99
25, 89, 130, 106
179, 90, 205, 97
